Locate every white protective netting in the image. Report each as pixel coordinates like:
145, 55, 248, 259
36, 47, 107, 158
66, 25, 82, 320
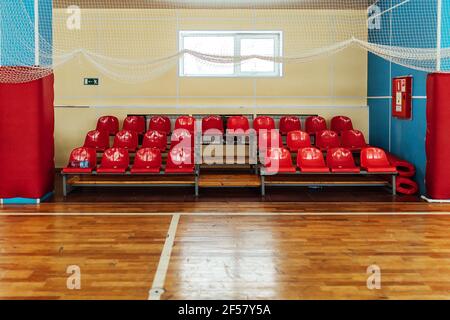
0, 0, 446, 83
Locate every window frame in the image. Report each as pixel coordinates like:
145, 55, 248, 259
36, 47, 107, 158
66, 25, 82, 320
178, 31, 283, 78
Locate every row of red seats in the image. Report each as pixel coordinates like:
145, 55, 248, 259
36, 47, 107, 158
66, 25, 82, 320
263, 147, 397, 174
84, 127, 368, 154
259, 129, 368, 152
63, 147, 195, 174
83, 128, 196, 152
95, 115, 355, 136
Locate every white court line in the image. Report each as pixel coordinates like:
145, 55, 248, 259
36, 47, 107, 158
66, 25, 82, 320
1, 211, 450, 216
148, 214, 180, 300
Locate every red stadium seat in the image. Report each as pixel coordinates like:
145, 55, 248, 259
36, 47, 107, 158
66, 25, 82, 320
227, 116, 250, 133
360, 147, 397, 173
263, 148, 296, 173
341, 130, 368, 151
83, 129, 110, 151
316, 130, 340, 150
253, 116, 275, 134
305, 116, 327, 135
175, 115, 196, 133
165, 147, 195, 173
331, 116, 354, 134
96, 116, 119, 136
286, 130, 311, 152
131, 148, 162, 174
97, 148, 129, 174
113, 130, 139, 152
142, 130, 167, 151
171, 128, 193, 148
326, 148, 360, 173
123, 116, 146, 134
149, 116, 171, 134
202, 115, 224, 134
258, 130, 283, 152
297, 147, 329, 173
279, 116, 301, 134
62, 147, 97, 174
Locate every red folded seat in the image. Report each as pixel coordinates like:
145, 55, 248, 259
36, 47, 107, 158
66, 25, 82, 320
341, 130, 368, 151
263, 148, 296, 173
226, 116, 250, 134
131, 148, 162, 174
83, 129, 110, 151
360, 147, 397, 173
165, 147, 195, 173
297, 147, 329, 173
96, 116, 119, 136
305, 116, 327, 135
123, 116, 146, 135
63, 147, 97, 174
326, 148, 360, 173
175, 115, 196, 134
396, 177, 419, 195
279, 116, 301, 135
316, 130, 340, 151
171, 128, 194, 148
331, 116, 353, 134
97, 148, 129, 174
253, 116, 275, 135
142, 130, 167, 151
258, 130, 283, 152
113, 130, 139, 152
287, 130, 311, 152
202, 115, 224, 134
149, 116, 171, 134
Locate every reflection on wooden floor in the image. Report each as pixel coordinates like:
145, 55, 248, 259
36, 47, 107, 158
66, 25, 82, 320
1, 214, 450, 299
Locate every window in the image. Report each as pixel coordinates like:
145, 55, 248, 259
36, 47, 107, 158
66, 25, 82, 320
179, 31, 283, 77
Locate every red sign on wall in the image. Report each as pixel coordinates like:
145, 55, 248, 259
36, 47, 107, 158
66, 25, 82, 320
392, 76, 412, 119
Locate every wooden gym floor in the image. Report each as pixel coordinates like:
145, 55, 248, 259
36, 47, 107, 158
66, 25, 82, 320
1, 174, 450, 299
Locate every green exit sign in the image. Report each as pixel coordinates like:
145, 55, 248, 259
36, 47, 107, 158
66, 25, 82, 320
84, 78, 99, 86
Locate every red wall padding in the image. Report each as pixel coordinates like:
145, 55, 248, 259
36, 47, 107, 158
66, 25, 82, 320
426, 73, 450, 199
0, 72, 55, 199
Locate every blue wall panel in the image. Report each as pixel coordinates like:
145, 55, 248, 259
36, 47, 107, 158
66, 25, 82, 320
367, 0, 438, 194
0, 0, 52, 67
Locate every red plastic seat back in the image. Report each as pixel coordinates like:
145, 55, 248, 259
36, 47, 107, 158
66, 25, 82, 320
258, 130, 283, 152
287, 130, 311, 151
202, 115, 224, 134
123, 116, 146, 134
67, 147, 97, 169
96, 116, 119, 135
100, 148, 129, 169
264, 148, 296, 172
142, 130, 167, 151
149, 116, 171, 134
175, 116, 196, 133
331, 116, 353, 133
279, 116, 301, 134
83, 130, 110, 151
341, 130, 367, 150
297, 147, 327, 169
360, 147, 392, 170
133, 148, 162, 170
227, 116, 250, 132
253, 116, 275, 134
166, 147, 194, 172
316, 130, 340, 150
305, 116, 327, 135
113, 130, 139, 151
171, 128, 194, 148
326, 148, 357, 170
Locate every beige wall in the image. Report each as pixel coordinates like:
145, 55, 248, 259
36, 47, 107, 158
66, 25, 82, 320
54, 9, 368, 167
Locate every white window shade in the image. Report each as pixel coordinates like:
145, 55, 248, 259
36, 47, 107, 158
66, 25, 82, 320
179, 31, 283, 77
